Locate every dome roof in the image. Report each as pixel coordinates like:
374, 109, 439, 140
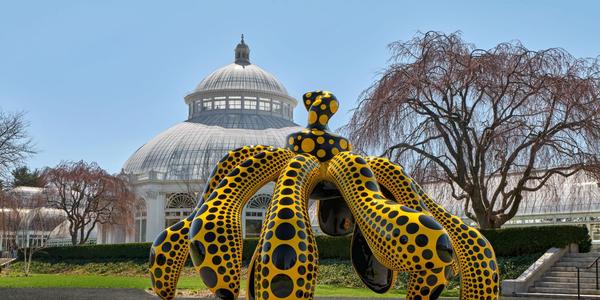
188, 114, 297, 130
194, 63, 288, 96
123, 121, 300, 181
193, 35, 289, 96
123, 36, 302, 182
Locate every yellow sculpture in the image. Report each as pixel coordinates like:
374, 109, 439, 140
149, 91, 500, 300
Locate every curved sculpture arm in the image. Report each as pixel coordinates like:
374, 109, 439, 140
412, 182, 500, 300
327, 152, 453, 272
198, 146, 276, 208
367, 156, 499, 300
366, 157, 452, 300
149, 145, 274, 300
250, 154, 322, 300
189, 148, 295, 299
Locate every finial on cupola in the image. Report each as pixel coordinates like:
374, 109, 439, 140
234, 34, 250, 66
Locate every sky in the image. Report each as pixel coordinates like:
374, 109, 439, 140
1, 0, 599, 174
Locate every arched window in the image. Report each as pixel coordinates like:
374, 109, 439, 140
165, 193, 197, 227
246, 194, 271, 209
243, 193, 271, 237
166, 193, 196, 208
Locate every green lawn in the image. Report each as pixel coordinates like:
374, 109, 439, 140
0, 274, 459, 298
0, 274, 191, 289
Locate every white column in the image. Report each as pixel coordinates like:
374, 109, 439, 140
145, 190, 165, 242
97, 225, 104, 244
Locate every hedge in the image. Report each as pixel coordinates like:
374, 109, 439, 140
30, 236, 350, 262
481, 225, 591, 256
29, 225, 590, 261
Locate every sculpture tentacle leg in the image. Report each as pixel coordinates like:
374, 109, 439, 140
149, 219, 192, 300
366, 157, 499, 299
366, 157, 452, 299
406, 268, 451, 300
412, 183, 500, 300
189, 148, 295, 299
149, 145, 274, 300
351, 223, 397, 293
327, 152, 453, 272
247, 248, 261, 300
252, 154, 322, 300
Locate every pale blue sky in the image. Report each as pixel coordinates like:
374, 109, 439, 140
1, 1, 599, 173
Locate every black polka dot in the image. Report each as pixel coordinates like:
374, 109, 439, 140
430, 284, 445, 300
279, 197, 293, 205
171, 221, 184, 231
272, 244, 297, 270
199, 267, 217, 288
156, 254, 166, 266
153, 231, 167, 246
401, 206, 418, 213
416, 234, 429, 247
277, 208, 294, 219
406, 223, 419, 234
484, 248, 493, 258
275, 223, 296, 240
436, 234, 453, 263
360, 167, 374, 177
396, 216, 409, 226
365, 181, 379, 192
216, 288, 234, 300
419, 215, 443, 230
270, 274, 293, 298
204, 232, 216, 243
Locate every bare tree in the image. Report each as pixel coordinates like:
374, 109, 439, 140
0, 190, 19, 257
17, 199, 63, 276
1, 187, 63, 275
345, 31, 600, 229
43, 161, 137, 245
0, 111, 35, 179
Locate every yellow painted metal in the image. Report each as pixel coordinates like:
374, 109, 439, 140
251, 154, 322, 299
367, 156, 499, 300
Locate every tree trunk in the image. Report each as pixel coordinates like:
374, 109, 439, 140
79, 226, 85, 245
26, 247, 33, 276
473, 210, 504, 229
22, 247, 28, 276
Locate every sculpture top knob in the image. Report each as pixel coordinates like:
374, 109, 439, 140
302, 90, 339, 130
286, 91, 351, 162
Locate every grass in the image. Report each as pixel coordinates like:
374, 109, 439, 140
316, 285, 405, 298
0, 274, 202, 289
0, 274, 460, 298
0, 254, 537, 298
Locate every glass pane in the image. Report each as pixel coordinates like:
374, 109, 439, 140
245, 219, 263, 237
244, 100, 257, 110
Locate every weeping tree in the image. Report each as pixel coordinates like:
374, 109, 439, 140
44, 161, 137, 245
345, 31, 600, 229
